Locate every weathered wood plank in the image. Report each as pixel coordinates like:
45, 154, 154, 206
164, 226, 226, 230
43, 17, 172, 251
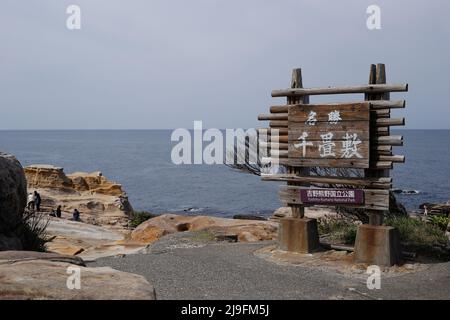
376, 117, 405, 126
289, 126, 370, 140
377, 127, 389, 135
258, 113, 288, 121
289, 139, 369, 158
272, 84, 408, 97
269, 100, 405, 114
259, 142, 289, 149
269, 121, 288, 128
369, 100, 405, 109
375, 145, 392, 152
289, 103, 370, 122
270, 105, 289, 113
287, 102, 371, 169
257, 128, 288, 135
288, 158, 370, 169
268, 136, 289, 143
261, 174, 392, 189
371, 161, 393, 169
376, 135, 403, 146
270, 149, 288, 157
269, 120, 406, 129
263, 144, 392, 153
271, 143, 386, 151
374, 109, 390, 118
262, 134, 401, 146
378, 155, 405, 163
268, 157, 393, 170
278, 186, 389, 211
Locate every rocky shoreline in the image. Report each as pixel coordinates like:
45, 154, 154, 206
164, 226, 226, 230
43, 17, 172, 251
21, 164, 285, 260
0, 154, 156, 299
0, 157, 290, 299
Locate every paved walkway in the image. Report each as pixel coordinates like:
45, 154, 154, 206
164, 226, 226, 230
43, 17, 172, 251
90, 232, 450, 300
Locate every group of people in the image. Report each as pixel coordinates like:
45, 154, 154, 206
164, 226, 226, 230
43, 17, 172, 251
50, 206, 81, 222
27, 190, 81, 221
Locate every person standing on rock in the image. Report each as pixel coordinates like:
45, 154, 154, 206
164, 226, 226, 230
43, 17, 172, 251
34, 191, 41, 212
27, 193, 35, 210
56, 205, 62, 218
72, 209, 80, 221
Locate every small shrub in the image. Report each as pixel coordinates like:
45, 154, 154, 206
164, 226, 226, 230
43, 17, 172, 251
318, 215, 358, 245
385, 216, 450, 260
319, 215, 450, 260
427, 215, 450, 232
129, 211, 158, 228
16, 210, 50, 252
191, 230, 216, 242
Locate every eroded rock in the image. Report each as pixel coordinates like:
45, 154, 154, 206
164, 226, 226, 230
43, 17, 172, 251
131, 214, 278, 244
24, 165, 133, 227
44, 218, 145, 260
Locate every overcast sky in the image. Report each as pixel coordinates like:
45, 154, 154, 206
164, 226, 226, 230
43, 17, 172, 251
1, 0, 449, 129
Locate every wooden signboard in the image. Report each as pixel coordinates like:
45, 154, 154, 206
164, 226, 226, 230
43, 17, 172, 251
278, 186, 389, 211
257, 64, 407, 222
288, 102, 370, 168
299, 188, 364, 205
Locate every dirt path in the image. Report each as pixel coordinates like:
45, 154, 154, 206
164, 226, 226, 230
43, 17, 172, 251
90, 232, 450, 300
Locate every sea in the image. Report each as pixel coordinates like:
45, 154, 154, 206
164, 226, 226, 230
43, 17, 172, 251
0, 130, 448, 217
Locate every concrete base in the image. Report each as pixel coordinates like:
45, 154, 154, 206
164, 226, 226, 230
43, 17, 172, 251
278, 218, 320, 253
354, 224, 401, 266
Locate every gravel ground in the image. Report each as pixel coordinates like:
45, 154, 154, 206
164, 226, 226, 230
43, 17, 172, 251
90, 232, 450, 300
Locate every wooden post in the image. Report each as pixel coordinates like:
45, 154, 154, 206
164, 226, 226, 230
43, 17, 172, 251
287, 68, 309, 218
365, 63, 390, 226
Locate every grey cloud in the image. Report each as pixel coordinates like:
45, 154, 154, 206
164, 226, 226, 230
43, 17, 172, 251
0, 0, 449, 129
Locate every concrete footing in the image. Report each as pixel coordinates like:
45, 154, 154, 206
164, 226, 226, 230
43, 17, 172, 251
354, 224, 401, 266
278, 218, 320, 253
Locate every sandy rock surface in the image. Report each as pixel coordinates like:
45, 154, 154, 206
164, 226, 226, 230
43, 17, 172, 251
131, 213, 279, 244
24, 164, 133, 227
0, 251, 156, 300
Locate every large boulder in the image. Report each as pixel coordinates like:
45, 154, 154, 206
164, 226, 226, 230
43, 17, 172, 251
0, 153, 27, 250
0, 251, 156, 300
131, 214, 278, 244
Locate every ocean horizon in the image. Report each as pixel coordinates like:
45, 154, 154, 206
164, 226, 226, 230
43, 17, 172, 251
1, 129, 449, 216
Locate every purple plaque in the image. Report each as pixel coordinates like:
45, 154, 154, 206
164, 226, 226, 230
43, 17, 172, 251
300, 189, 364, 205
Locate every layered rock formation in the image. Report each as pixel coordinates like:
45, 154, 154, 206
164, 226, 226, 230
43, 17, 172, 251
21, 164, 141, 258
45, 218, 145, 260
0, 153, 27, 250
21, 164, 285, 259
420, 201, 450, 216
131, 214, 279, 244
25, 165, 73, 190
0, 251, 156, 300
24, 165, 133, 227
